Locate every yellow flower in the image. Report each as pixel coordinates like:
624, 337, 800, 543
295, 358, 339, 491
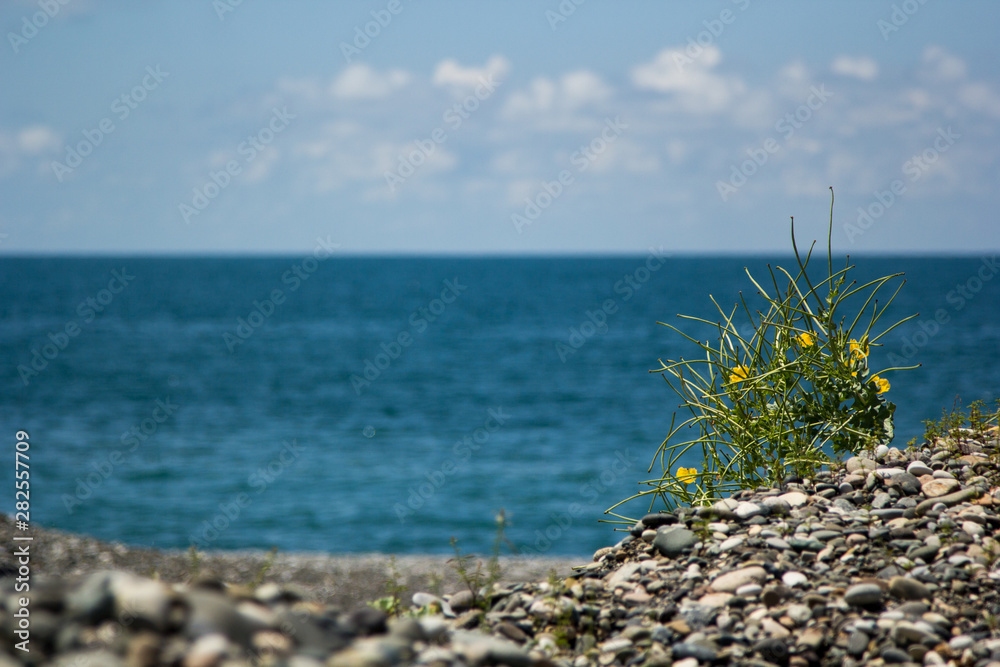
676, 467, 698, 485
728, 365, 750, 384
871, 375, 890, 393
796, 332, 814, 347
848, 339, 868, 360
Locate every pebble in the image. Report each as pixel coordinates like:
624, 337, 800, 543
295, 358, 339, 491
922, 478, 961, 497
781, 571, 808, 588
844, 583, 884, 607
888, 576, 930, 600
652, 526, 698, 558
8, 432, 1000, 667
709, 566, 767, 593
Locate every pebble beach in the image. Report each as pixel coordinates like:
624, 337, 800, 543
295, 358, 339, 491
3, 428, 1000, 667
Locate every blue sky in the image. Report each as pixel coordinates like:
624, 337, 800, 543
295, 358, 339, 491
2, 1, 999, 254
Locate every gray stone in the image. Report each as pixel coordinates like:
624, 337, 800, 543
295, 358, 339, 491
735, 501, 768, 519
907, 461, 933, 477
65, 571, 116, 625
762, 496, 792, 514
764, 537, 790, 550
843, 583, 883, 607
653, 526, 698, 558
846, 457, 877, 473
891, 620, 938, 644
872, 508, 905, 521
184, 590, 269, 646
810, 530, 842, 541
909, 544, 940, 562
719, 535, 745, 552
785, 603, 812, 625
709, 566, 767, 593
915, 488, 979, 515
888, 576, 930, 600
886, 472, 922, 495
880, 646, 910, 663
451, 630, 532, 667
948, 635, 974, 652
754, 638, 789, 663
847, 631, 869, 657
788, 537, 825, 551
872, 492, 893, 509
671, 642, 718, 662
448, 590, 476, 612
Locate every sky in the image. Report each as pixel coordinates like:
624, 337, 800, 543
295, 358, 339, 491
1, 1, 999, 255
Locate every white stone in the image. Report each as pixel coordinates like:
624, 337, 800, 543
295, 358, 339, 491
710, 566, 767, 593
906, 461, 933, 477
735, 501, 766, 519
782, 571, 808, 588
719, 536, 745, 552
778, 491, 809, 508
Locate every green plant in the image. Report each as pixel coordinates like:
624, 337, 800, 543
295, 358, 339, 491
186, 545, 202, 579
447, 510, 507, 610
368, 556, 407, 616
250, 546, 278, 590
609, 189, 918, 517
922, 397, 1000, 443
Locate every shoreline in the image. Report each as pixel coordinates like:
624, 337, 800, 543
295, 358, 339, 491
0, 515, 585, 611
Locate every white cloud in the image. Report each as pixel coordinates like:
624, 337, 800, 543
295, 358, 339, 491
831, 56, 878, 81
292, 122, 457, 195
921, 46, 967, 83
331, 64, 410, 100
17, 125, 60, 153
959, 82, 1000, 118
502, 69, 612, 119
433, 55, 510, 90
630, 46, 745, 113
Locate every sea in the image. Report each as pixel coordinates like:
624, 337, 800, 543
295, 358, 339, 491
2, 255, 998, 557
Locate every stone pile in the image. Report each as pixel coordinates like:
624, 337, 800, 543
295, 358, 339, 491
3, 432, 999, 666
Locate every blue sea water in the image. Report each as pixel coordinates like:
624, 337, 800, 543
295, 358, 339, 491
2, 255, 999, 557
